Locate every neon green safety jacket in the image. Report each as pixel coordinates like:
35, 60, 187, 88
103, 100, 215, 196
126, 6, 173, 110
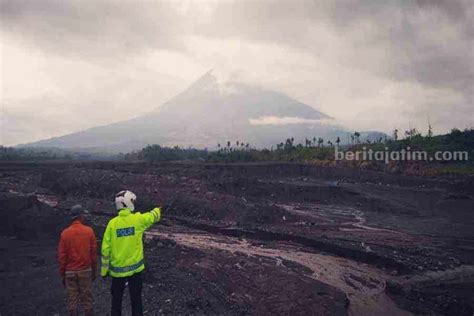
101, 207, 161, 277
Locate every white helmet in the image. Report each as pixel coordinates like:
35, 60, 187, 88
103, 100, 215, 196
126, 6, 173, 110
115, 190, 137, 211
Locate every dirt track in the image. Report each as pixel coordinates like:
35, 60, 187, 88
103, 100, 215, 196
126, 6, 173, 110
1, 161, 473, 315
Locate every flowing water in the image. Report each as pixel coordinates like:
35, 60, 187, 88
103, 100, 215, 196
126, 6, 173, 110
147, 230, 411, 315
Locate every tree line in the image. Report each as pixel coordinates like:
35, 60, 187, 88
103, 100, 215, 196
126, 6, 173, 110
2, 127, 472, 165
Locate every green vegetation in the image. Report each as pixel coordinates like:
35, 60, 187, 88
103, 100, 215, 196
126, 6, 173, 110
3, 129, 472, 176
368, 128, 474, 160
208, 138, 334, 162
0, 146, 120, 161
208, 126, 474, 174
0, 146, 75, 161
125, 145, 208, 161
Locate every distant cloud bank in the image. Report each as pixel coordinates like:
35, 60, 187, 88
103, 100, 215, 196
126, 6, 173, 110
249, 116, 335, 126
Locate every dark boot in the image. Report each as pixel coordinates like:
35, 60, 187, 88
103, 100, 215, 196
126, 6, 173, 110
84, 309, 94, 316
69, 310, 78, 316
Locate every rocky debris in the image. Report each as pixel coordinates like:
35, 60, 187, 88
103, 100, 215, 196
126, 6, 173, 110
147, 242, 348, 315
0, 192, 67, 239
0, 161, 473, 315
29, 256, 46, 267
386, 267, 474, 316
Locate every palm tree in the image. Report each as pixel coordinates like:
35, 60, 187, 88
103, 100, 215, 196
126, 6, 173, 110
405, 128, 420, 139
354, 131, 361, 144
393, 129, 398, 141
318, 137, 324, 148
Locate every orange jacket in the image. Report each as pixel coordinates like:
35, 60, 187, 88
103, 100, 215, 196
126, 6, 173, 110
58, 220, 97, 275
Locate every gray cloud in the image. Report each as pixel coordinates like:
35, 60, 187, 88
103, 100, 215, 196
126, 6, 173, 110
0, 0, 472, 146
0, 0, 184, 59
196, 0, 473, 92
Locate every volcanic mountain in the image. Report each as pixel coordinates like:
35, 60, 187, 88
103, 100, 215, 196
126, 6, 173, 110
25, 71, 383, 152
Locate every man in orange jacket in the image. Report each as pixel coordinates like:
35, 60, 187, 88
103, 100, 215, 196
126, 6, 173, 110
58, 205, 97, 316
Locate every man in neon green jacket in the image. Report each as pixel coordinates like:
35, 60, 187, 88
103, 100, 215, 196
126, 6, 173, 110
101, 190, 161, 316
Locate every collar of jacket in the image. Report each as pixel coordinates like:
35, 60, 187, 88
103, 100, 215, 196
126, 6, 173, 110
118, 208, 132, 216
71, 219, 82, 225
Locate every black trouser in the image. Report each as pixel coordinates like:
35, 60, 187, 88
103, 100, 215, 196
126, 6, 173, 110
111, 272, 143, 316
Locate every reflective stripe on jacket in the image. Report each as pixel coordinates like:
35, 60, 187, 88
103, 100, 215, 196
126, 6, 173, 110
101, 207, 161, 277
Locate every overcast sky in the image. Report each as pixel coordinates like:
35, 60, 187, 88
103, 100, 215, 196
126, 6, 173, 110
1, 0, 473, 146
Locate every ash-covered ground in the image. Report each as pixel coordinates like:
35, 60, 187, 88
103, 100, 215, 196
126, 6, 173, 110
1, 161, 473, 315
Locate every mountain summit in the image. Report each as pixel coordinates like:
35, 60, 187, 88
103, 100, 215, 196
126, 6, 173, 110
25, 71, 379, 152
